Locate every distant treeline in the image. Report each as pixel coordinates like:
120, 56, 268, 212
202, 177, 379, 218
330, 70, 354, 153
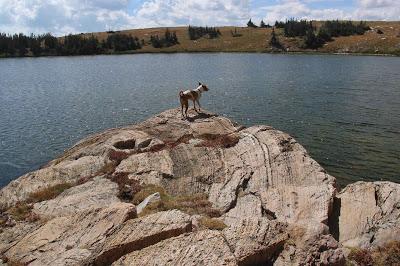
188, 26, 221, 40
0, 29, 179, 57
273, 19, 370, 49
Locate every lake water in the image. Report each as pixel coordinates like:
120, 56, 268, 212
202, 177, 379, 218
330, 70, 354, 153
0, 53, 399, 188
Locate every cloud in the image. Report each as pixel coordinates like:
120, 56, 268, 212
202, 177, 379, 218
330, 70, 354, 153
134, 0, 250, 27
0, 0, 399, 36
0, 0, 250, 35
257, 0, 350, 24
258, 0, 400, 24
354, 0, 400, 20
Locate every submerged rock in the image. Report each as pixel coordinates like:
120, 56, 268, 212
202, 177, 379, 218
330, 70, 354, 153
0, 108, 398, 265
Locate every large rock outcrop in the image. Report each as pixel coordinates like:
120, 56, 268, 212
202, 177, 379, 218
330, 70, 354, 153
0, 108, 398, 265
334, 181, 400, 248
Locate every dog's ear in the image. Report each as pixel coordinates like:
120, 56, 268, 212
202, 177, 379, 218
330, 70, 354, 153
198, 82, 202, 85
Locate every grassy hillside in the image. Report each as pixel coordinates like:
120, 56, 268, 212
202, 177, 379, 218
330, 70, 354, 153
84, 21, 400, 56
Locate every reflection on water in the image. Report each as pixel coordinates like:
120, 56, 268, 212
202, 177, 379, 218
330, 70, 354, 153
0, 53, 399, 187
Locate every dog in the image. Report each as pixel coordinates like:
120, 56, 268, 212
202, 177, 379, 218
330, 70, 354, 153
179, 82, 209, 118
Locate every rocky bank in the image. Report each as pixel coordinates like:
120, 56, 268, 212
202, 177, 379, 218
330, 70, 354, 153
0, 109, 399, 265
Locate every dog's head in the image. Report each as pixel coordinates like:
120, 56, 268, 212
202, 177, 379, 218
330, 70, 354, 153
198, 82, 209, 91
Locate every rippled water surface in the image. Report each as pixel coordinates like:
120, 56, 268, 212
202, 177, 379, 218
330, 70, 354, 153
0, 53, 399, 187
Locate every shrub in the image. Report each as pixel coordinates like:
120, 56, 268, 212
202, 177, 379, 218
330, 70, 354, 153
7, 202, 39, 222
135, 184, 221, 218
27, 182, 73, 203
348, 247, 373, 266
373, 241, 400, 266
347, 242, 400, 266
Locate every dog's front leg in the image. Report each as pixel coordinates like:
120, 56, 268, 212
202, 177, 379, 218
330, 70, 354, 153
193, 100, 199, 113
196, 100, 201, 112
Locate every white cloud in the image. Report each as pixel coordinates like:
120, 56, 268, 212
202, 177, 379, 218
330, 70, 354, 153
134, 0, 250, 27
258, 0, 349, 24
0, 0, 250, 35
258, 0, 400, 24
354, 0, 400, 20
0, 0, 399, 36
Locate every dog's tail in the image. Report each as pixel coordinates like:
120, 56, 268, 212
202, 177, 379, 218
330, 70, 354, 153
179, 90, 184, 97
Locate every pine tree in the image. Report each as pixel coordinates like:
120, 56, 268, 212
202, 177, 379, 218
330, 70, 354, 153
247, 19, 257, 28
269, 27, 282, 49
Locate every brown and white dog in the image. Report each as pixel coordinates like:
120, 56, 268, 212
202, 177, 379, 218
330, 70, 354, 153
179, 82, 209, 118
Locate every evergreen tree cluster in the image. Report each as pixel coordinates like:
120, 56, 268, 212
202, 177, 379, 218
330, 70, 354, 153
57, 34, 100, 55
272, 19, 371, 49
0, 33, 60, 56
269, 28, 282, 49
321, 20, 370, 37
150, 29, 179, 48
304, 20, 371, 49
0, 32, 143, 57
260, 20, 272, 28
274, 21, 285, 28
188, 26, 221, 40
283, 19, 315, 37
247, 19, 272, 28
102, 34, 141, 51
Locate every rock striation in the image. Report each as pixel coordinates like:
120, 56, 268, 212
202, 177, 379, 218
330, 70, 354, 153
0, 108, 399, 265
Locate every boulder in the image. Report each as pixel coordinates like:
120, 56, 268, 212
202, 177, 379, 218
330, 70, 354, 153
0, 222, 40, 254
1, 108, 399, 266
222, 217, 288, 265
33, 176, 120, 218
93, 210, 191, 265
0, 156, 106, 208
4, 203, 136, 266
335, 181, 400, 248
112, 230, 237, 266
275, 221, 345, 266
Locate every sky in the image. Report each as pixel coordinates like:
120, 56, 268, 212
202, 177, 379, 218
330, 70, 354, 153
0, 0, 399, 36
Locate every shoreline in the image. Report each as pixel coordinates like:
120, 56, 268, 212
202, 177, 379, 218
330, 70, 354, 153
1, 49, 399, 59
